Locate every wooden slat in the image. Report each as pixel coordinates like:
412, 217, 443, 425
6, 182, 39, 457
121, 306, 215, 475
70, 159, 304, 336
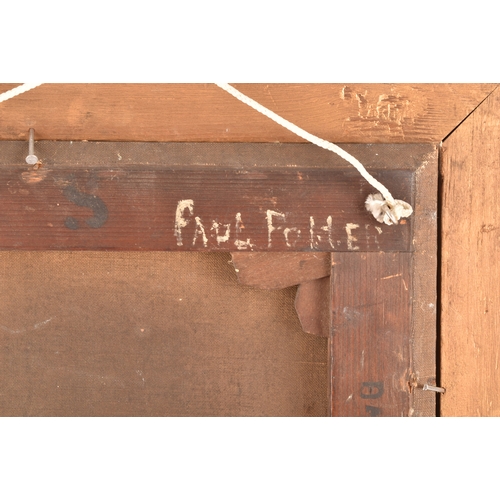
441, 87, 500, 416
328, 142, 437, 417
0, 84, 496, 143
0, 142, 419, 252
330, 252, 412, 416
408, 141, 439, 416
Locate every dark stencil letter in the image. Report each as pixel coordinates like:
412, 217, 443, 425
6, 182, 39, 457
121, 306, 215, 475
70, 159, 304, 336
360, 381, 384, 399
63, 185, 108, 230
365, 405, 382, 417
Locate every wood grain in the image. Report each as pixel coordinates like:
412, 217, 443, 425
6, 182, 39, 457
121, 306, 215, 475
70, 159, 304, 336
441, 86, 500, 416
408, 143, 439, 416
330, 252, 412, 416
0, 142, 420, 251
0, 84, 495, 143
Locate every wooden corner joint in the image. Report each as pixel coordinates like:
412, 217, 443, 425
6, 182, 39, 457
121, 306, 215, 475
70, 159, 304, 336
230, 252, 331, 337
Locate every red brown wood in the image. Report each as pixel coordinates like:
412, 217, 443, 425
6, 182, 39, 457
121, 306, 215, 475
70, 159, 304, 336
231, 252, 330, 289
0, 141, 420, 251
330, 252, 412, 416
328, 142, 437, 417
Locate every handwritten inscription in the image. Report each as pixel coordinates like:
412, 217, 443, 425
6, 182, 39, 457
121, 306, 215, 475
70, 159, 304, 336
175, 199, 194, 245
174, 199, 383, 251
234, 213, 255, 250
309, 216, 334, 250
345, 223, 360, 251
56, 190, 385, 250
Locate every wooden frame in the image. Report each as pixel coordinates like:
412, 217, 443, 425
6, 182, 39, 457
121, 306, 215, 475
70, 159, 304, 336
1, 83, 498, 416
0, 140, 436, 416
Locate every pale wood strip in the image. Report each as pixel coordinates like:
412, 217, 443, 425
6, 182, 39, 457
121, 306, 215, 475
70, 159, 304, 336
0, 84, 495, 143
441, 87, 500, 416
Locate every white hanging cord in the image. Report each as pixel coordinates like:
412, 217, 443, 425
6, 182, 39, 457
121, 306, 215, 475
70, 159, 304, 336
0, 83, 43, 104
216, 83, 413, 225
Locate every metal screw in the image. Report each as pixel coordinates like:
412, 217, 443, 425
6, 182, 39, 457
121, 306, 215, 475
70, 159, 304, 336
422, 383, 446, 394
25, 128, 38, 165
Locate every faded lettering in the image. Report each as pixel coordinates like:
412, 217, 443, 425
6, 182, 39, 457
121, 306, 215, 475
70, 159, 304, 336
283, 227, 301, 248
173, 201, 388, 250
309, 216, 316, 249
234, 212, 255, 250
193, 216, 208, 247
266, 210, 286, 248
321, 216, 334, 249
310, 215, 334, 249
175, 199, 194, 246
365, 224, 381, 250
345, 223, 360, 250
211, 221, 231, 246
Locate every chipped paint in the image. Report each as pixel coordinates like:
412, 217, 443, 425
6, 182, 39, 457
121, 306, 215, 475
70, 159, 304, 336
21, 169, 49, 184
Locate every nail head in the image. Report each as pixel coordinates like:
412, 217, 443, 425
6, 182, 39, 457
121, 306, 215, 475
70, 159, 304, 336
26, 154, 39, 165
